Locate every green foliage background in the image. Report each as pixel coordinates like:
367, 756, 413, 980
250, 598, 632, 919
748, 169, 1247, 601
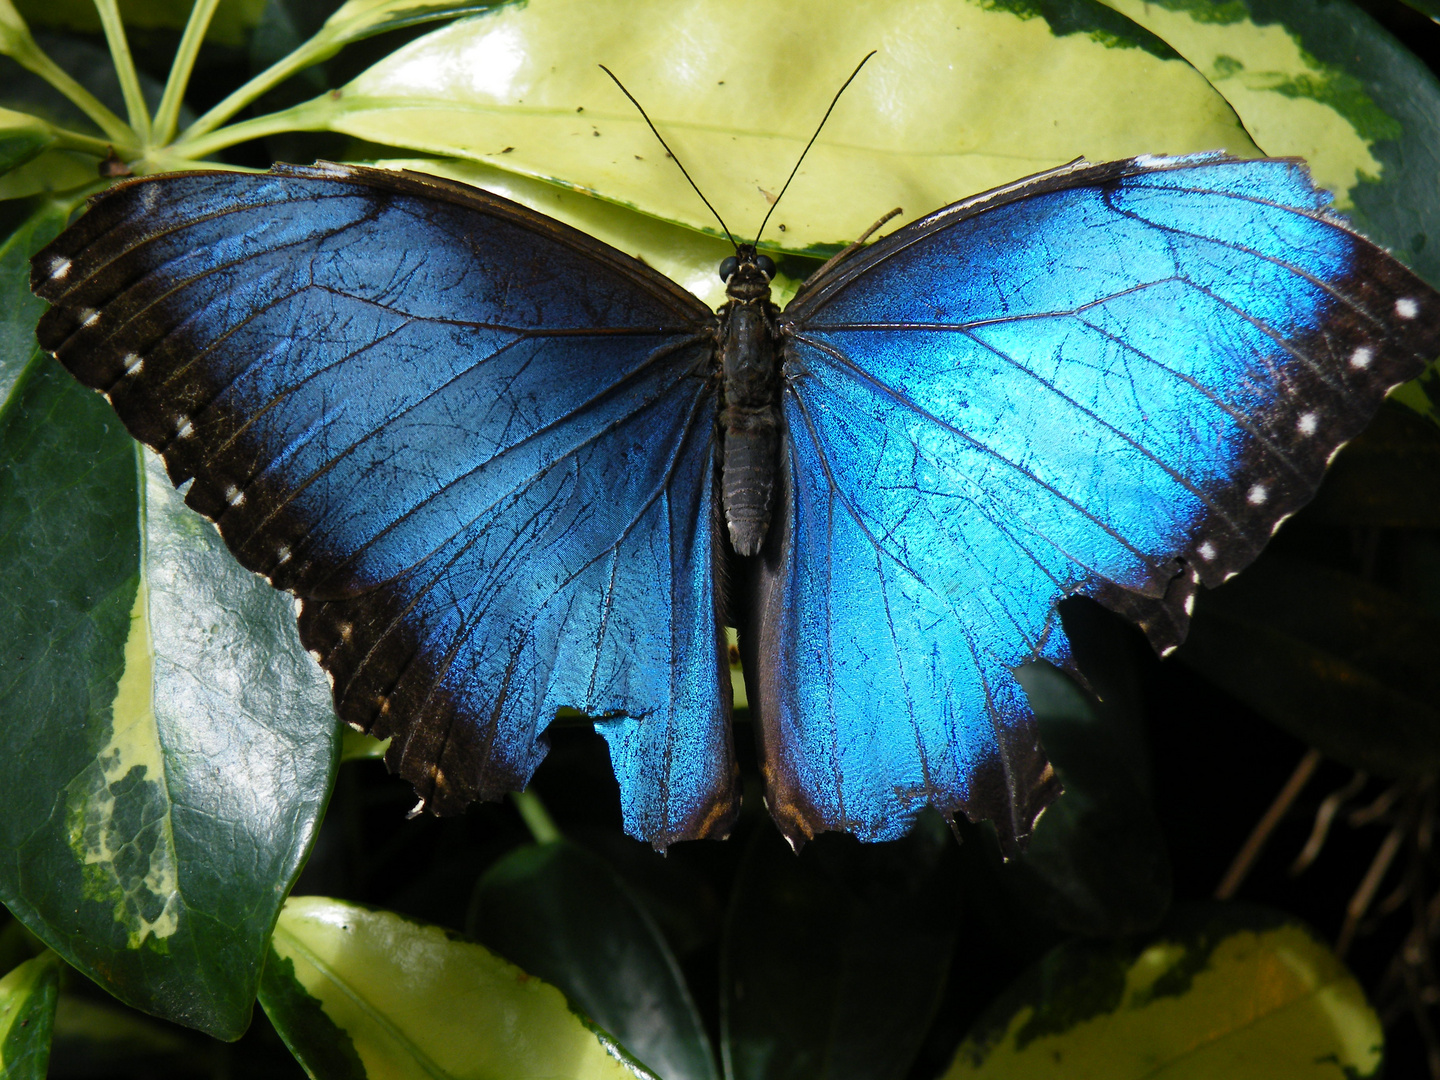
0, 0, 1438, 1076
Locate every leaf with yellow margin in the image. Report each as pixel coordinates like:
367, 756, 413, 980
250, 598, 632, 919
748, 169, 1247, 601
1096, 0, 1440, 290
945, 903, 1382, 1079
260, 897, 660, 1080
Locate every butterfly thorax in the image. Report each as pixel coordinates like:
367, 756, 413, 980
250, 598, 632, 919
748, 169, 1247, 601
717, 245, 782, 556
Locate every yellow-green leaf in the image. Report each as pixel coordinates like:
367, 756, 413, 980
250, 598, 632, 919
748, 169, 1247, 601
944, 905, 1382, 1079
311, 0, 1256, 254
261, 896, 659, 1080
316, 0, 504, 51
1099, 0, 1387, 207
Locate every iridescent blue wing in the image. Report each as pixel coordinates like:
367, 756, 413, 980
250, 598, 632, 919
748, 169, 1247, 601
32, 164, 735, 849
755, 154, 1440, 850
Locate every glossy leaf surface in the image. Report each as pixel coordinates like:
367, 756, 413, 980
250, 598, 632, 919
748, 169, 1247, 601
314, 0, 1255, 254
470, 840, 718, 1080
0, 952, 61, 1079
0, 437, 340, 1037
1100, 0, 1440, 286
721, 819, 960, 1080
946, 904, 1382, 1078
1, 200, 339, 1035
259, 896, 659, 1080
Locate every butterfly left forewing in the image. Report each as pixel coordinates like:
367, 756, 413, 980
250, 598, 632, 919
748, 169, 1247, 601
33, 164, 738, 849
753, 154, 1440, 850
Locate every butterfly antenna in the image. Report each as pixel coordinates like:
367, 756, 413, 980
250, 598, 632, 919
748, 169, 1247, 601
754, 50, 876, 246
599, 64, 738, 250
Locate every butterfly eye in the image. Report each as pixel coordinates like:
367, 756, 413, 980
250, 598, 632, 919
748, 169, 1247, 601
719, 256, 738, 281
755, 254, 776, 279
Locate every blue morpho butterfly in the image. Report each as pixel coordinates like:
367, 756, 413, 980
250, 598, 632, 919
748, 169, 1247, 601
28, 107, 1440, 852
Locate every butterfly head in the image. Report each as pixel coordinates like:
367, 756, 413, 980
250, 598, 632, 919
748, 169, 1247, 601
720, 244, 776, 301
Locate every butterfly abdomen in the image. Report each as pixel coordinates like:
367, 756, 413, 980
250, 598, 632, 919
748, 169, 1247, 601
719, 294, 782, 556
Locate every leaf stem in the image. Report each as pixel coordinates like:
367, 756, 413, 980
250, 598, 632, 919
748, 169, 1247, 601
153, 0, 221, 145
0, 31, 133, 145
511, 791, 561, 845
51, 124, 117, 157
180, 38, 330, 143
92, 0, 151, 143
172, 98, 328, 160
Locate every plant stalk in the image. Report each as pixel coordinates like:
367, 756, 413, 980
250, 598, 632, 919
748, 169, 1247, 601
153, 0, 222, 145
92, 0, 151, 143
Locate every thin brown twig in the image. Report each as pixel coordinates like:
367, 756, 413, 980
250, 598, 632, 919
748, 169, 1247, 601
1216, 748, 1323, 901
1338, 824, 1406, 957
1292, 769, 1369, 876
1350, 780, 1406, 827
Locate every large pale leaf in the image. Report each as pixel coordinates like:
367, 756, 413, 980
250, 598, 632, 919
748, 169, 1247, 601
303, 0, 1256, 254
470, 840, 718, 1080
259, 896, 660, 1080
1098, 0, 1440, 286
0, 204, 339, 1037
0, 952, 61, 1079
945, 904, 1382, 1079
313, 0, 504, 52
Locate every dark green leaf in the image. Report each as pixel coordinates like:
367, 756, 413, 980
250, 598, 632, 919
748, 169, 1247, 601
1302, 401, 1440, 526
258, 949, 366, 1080
0, 951, 61, 1079
0, 201, 67, 405
721, 817, 960, 1080
0, 204, 340, 1036
1180, 554, 1440, 777
1006, 602, 1170, 936
946, 903, 1382, 1078
469, 840, 718, 1080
